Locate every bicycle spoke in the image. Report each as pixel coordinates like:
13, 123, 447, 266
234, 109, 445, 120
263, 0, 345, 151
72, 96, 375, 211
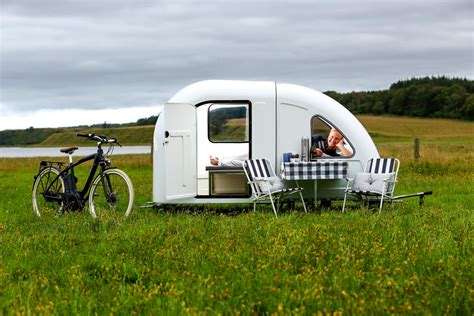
33, 168, 65, 217
89, 169, 134, 217
39, 173, 47, 192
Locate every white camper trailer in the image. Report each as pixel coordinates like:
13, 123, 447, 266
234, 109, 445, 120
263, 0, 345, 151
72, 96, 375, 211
153, 80, 379, 205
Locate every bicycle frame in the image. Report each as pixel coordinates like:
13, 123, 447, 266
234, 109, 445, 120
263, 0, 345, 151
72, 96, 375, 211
40, 145, 112, 205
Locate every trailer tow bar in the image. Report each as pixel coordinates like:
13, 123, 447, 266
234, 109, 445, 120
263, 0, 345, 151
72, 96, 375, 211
139, 202, 157, 209
392, 191, 433, 206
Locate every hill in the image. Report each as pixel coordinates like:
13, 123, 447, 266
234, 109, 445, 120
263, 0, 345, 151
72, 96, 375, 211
0, 116, 157, 147
0, 127, 59, 146
39, 125, 154, 147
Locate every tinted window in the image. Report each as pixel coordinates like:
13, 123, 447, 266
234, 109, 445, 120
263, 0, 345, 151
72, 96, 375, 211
310, 116, 354, 158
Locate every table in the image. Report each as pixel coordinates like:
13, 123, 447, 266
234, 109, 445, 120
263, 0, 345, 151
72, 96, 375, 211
281, 161, 348, 180
280, 161, 348, 203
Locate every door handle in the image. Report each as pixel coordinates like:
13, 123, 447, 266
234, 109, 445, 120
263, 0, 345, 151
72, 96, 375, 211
163, 131, 170, 144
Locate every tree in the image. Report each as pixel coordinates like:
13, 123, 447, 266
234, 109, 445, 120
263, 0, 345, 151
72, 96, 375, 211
462, 95, 474, 120
323, 76, 473, 121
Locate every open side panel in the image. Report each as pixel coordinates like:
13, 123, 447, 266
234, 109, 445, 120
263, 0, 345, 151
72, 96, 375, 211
163, 103, 196, 200
277, 102, 309, 165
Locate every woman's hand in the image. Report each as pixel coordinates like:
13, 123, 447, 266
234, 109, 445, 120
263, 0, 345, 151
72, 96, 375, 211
336, 139, 345, 150
336, 139, 352, 157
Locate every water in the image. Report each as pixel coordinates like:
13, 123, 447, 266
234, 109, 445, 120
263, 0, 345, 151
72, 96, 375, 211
0, 146, 151, 158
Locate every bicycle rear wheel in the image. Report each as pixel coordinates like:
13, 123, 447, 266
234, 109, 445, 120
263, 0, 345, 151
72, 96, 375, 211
32, 167, 65, 217
89, 168, 134, 217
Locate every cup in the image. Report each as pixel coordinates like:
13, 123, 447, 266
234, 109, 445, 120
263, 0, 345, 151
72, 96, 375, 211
283, 152, 291, 163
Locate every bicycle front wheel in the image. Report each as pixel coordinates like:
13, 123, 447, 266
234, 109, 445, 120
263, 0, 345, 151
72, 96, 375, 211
32, 167, 65, 217
89, 168, 134, 217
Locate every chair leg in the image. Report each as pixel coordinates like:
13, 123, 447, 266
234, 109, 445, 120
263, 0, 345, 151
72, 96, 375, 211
269, 194, 278, 217
379, 195, 384, 214
253, 201, 256, 213
342, 192, 348, 212
299, 191, 307, 213
379, 183, 386, 214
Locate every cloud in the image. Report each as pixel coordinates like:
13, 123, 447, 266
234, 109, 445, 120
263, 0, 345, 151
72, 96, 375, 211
0, 0, 472, 129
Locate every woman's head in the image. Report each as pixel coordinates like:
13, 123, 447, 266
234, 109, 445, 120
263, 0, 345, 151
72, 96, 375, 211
327, 128, 344, 149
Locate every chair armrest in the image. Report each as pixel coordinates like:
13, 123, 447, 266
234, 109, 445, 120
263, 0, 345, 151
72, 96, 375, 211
248, 179, 267, 189
344, 178, 354, 192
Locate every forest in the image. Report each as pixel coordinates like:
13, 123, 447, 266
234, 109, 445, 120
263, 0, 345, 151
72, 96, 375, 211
325, 76, 473, 120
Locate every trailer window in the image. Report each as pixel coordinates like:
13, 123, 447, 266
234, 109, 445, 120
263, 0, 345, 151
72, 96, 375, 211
208, 103, 249, 143
310, 116, 354, 158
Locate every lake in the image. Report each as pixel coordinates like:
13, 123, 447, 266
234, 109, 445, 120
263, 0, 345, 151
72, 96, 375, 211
0, 146, 151, 158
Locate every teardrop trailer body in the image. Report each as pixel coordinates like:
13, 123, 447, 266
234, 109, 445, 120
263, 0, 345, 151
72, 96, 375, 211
152, 80, 386, 208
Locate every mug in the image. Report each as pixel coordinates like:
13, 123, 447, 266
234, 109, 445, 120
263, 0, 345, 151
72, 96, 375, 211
283, 152, 291, 163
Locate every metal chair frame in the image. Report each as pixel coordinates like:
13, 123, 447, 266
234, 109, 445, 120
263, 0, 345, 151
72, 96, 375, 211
342, 158, 400, 213
243, 159, 307, 216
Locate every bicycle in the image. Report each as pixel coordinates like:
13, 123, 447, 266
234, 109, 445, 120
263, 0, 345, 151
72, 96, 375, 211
32, 133, 134, 218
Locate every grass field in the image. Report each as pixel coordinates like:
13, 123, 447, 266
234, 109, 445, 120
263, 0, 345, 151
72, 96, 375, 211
357, 115, 474, 144
0, 117, 473, 314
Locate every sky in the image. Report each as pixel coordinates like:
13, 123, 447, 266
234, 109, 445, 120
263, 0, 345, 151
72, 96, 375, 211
1, 0, 473, 131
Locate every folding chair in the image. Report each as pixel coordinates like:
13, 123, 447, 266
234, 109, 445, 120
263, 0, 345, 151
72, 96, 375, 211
342, 158, 400, 213
243, 159, 307, 216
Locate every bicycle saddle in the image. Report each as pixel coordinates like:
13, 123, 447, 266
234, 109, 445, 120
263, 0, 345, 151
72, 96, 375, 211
60, 146, 79, 154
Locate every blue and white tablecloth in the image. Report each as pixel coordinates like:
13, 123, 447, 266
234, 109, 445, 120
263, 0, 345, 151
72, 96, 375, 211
281, 161, 348, 180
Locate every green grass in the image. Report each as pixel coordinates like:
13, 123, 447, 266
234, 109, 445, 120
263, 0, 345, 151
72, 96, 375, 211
1, 118, 473, 314
1, 208, 471, 314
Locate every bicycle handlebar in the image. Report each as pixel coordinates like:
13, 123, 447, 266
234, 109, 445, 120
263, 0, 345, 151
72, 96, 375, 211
76, 132, 122, 146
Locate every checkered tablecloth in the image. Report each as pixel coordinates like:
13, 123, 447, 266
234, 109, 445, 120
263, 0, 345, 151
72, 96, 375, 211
281, 161, 348, 180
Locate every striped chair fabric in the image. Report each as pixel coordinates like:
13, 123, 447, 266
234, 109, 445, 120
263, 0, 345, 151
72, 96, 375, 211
367, 158, 397, 174
244, 159, 301, 194
342, 157, 400, 213
243, 159, 307, 216
245, 159, 275, 181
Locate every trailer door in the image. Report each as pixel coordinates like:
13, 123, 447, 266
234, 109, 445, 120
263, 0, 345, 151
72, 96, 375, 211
163, 103, 196, 199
